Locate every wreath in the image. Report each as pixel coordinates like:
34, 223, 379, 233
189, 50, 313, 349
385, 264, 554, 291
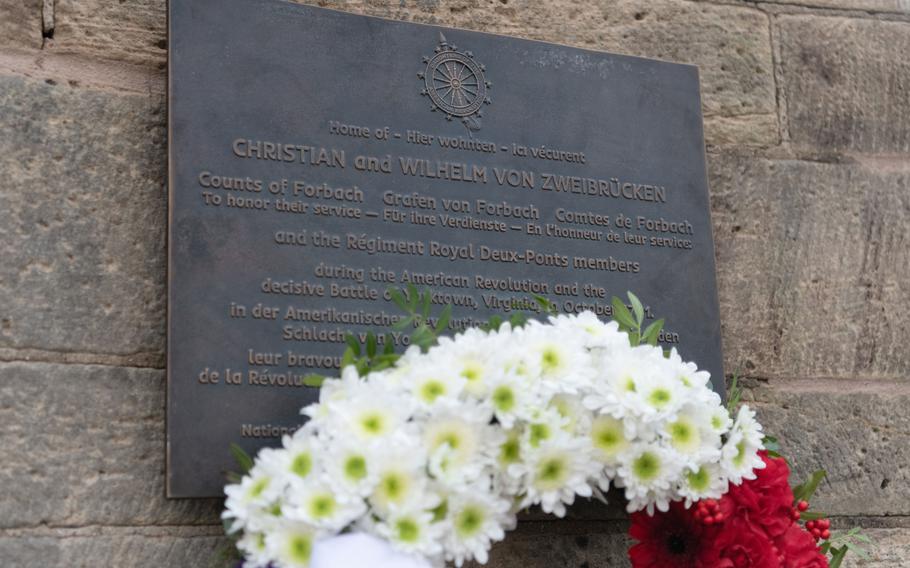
222, 290, 868, 567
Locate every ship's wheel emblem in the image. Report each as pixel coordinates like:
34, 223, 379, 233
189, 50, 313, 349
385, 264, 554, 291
419, 33, 491, 129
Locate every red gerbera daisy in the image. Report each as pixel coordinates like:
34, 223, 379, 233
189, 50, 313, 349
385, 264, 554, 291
629, 501, 707, 567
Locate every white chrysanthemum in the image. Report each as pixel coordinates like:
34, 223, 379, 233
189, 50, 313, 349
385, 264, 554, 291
589, 414, 629, 488
676, 461, 729, 507
223, 462, 284, 533
720, 405, 766, 484
285, 479, 366, 531
424, 404, 501, 488
660, 405, 721, 468
265, 522, 320, 568
370, 446, 436, 516
257, 436, 321, 487
443, 490, 514, 566
375, 507, 445, 559
321, 439, 378, 500
549, 394, 593, 436
237, 530, 273, 568
428, 327, 502, 397
707, 404, 734, 437
301, 366, 363, 422
549, 311, 626, 351
583, 345, 665, 423
666, 348, 713, 392
522, 323, 594, 394
617, 442, 685, 514
510, 435, 598, 517
485, 373, 539, 429
407, 361, 467, 409
323, 383, 413, 442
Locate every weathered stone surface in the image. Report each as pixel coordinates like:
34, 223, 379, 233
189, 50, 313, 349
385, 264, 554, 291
0, 362, 222, 528
762, 0, 910, 12
0, 75, 167, 357
47, 0, 775, 147
846, 528, 910, 566
0, 526, 229, 568
53, 0, 167, 69
0, 0, 43, 51
749, 379, 910, 517
709, 153, 910, 379
779, 15, 910, 155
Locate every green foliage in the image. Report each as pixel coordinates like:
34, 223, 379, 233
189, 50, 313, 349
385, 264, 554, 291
792, 470, 827, 504
762, 435, 783, 460
610, 292, 663, 348
230, 442, 253, 474
725, 370, 743, 416
822, 527, 872, 567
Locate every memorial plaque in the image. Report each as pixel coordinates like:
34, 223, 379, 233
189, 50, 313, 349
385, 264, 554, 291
168, 0, 724, 497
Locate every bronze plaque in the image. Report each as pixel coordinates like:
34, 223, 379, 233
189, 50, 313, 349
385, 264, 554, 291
168, 0, 723, 497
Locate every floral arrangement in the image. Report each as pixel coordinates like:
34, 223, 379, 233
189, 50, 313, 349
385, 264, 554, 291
223, 290, 867, 568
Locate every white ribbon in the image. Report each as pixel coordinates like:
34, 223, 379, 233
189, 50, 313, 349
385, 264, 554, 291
311, 533, 434, 568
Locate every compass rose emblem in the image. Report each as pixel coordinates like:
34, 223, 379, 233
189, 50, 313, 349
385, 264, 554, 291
419, 33, 492, 129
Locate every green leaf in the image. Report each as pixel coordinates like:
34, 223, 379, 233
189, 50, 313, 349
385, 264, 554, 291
344, 333, 361, 356
763, 435, 781, 454
793, 470, 827, 504
726, 371, 742, 415
388, 287, 410, 312
392, 315, 414, 331
611, 296, 637, 329
641, 318, 665, 346
828, 545, 847, 568
366, 332, 377, 358
532, 294, 557, 316
384, 338, 395, 355
800, 511, 827, 521
628, 291, 644, 326
628, 331, 640, 347
420, 290, 432, 319
229, 443, 253, 474
341, 348, 356, 369
435, 304, 452, 333
302, 374, 326, 387
509, 312, 529, 328
406, 283, 419, 310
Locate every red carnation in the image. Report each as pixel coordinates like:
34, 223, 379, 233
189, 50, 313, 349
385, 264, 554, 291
775, 524, 829, 568
698, 516, 781, 568
727, 451, 795, 538
629, 501, 707, 568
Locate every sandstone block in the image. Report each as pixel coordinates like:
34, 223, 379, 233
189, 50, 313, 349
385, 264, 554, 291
47, 0, 776, 146
0, 0, 43, 51
709, 153, 910, 379
0, 362, 222, 528
750, 380, 910, 517
301, 0, 779, 147
0, 526, 228, 568
762, 0, 910, 12
0, 75, 167, 357
53, 0, 167, 69
779, 15, 910, 155
845, 528, 910, 566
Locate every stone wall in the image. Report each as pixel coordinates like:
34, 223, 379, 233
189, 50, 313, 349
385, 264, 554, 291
1, 0, 908, 566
